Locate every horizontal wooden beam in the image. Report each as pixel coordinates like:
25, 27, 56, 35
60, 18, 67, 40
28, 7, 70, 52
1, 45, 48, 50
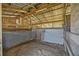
32, 20, 63, 25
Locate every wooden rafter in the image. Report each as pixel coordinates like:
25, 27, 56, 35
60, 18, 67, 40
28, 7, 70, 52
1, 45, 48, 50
2, 3, 65, 27
2, 3, 64, 17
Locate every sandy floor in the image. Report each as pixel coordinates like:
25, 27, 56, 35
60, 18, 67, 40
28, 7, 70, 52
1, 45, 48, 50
4, 41, 66, 56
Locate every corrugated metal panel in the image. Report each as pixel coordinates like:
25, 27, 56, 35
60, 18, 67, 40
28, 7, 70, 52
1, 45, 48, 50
42, 28, 64, 44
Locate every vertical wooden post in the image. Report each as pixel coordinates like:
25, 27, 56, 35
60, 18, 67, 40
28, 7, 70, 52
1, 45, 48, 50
0, 3, 2, 56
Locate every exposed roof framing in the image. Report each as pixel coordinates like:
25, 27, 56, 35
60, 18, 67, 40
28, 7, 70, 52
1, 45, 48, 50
3, 3, 69, 28
2, 3, 62, 16
2, 4, 27, 13
32, 14, 42, 22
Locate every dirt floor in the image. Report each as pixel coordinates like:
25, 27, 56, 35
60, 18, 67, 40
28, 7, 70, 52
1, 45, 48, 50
3, 40, 66, 56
